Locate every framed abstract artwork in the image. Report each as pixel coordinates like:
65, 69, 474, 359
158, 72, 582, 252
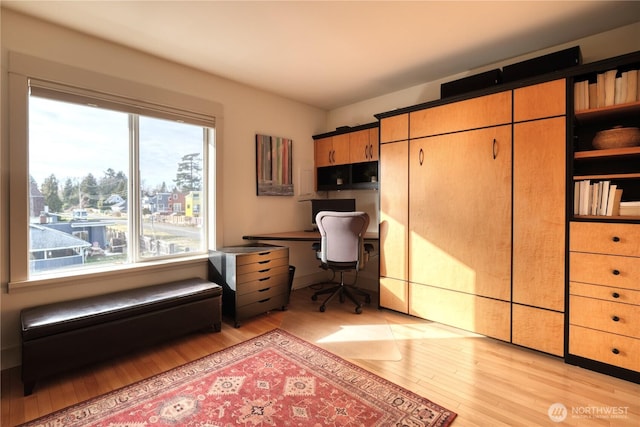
256, 134, 293, 196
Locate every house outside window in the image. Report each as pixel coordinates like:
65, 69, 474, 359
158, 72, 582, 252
8, 55, 219, 286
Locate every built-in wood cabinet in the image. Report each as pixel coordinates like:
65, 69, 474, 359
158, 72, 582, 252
313, 123, 379, 191
512, 79, 566, 356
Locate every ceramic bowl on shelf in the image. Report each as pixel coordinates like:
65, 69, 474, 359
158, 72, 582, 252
592, 126, 640, 149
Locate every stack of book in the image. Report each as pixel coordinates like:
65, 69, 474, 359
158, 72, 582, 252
574, 180, 623, 216
619, 201, 640, 216
574, 68, 639, 111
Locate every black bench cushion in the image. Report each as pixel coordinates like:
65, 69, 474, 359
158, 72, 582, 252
21, 278, 222, 341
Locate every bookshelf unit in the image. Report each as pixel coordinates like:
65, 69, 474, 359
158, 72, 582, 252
568, 52, 640, 384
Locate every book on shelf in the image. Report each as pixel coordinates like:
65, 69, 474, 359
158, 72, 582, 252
573, 67, 640, 112
619, 201, 640, 216
574, 179, 623, 217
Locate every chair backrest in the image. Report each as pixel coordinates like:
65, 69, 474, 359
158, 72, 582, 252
315, 211, 370, 267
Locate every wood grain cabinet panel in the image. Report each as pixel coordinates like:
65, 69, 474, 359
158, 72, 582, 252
349, 128, 379, 163
513, 116, 566, 311
570, 222, 640, 257
570, 295, 639, 337
409, 126, 512, 301
570, 325, 640, 372
379, 277, 408, 314
409, 91, 511, 138
380, 114, 408, 143
512, 304, 564, 356
513, 79, 566, 122
570, 252, 640, 290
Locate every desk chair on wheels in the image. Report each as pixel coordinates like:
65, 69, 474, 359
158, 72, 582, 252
311, 211, 372, 314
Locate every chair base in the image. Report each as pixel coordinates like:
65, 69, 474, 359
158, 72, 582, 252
311, 273, 371, 314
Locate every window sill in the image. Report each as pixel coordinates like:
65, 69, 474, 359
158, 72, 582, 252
7, 254, 209, 293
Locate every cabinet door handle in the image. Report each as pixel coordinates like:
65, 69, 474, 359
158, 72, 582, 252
612, 348, 620, 355
364, 146, 368, 159
492, 138, 497, 160
612, 316, 620, 322
418, 148, 424, 166
612, 292, 620, 298
612, 269, 620, 275
612, 236, 620, 242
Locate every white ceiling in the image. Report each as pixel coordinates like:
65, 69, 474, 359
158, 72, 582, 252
3, 1, 639, 109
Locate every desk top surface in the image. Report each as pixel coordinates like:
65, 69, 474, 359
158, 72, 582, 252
243, 230, 378, 242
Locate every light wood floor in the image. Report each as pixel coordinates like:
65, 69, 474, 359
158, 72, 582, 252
2, 286, 639, 426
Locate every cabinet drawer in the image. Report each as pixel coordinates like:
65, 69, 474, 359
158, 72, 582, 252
512, 304, 564, 356
237, 255, 289, 276
570, 325, 640, 372
570, 222, 640, 257
235, 247, 288, 266
237, 264, 289, 285
409, 91, 511, 138
237, 278, 288, 306
570, 281, 640, 305
380, 114, 409, 143
237, 272, 289, 296
513, 79, 566, 122
570, 295, 639, 338
409, 283, 510, 341
570, 252, 640, 290
237, 292, 289, 321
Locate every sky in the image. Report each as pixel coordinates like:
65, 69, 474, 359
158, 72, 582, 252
29, 96, 205, 193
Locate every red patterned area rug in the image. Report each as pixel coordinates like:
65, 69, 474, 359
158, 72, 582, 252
20, 329, 457, 426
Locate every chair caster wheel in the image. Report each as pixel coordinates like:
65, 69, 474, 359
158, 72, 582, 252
355, 306, 362, 314
311, 295, 318, 301
320, 305, 326, 312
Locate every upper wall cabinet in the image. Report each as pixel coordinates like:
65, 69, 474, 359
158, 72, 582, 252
313, 123, 379, 191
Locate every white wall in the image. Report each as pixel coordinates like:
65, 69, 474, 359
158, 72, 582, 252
327, 22, 640, 129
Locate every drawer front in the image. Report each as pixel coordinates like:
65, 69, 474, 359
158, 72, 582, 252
237, 292, 289, 321
237, 264, 289, 285
571, 281, 640, 305
237, 273, 288, 297
570, 252, 640, 290
235, 247, 288, 266
409, 283, 510, 341
570, 295, 639, 338
570, 222, 640, 256
237, 277, 289, 306
570, 325, 640, 372
512, 304, 564, 356
237, 255, 289, 276
409, 91, 511, 138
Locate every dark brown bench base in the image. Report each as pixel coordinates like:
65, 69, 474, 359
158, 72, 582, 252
20, 278, 222, 396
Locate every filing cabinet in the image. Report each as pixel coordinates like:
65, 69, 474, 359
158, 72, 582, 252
208, 244, 290, 327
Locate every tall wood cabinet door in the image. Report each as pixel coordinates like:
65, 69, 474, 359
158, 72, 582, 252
380, 140, 409, 282
513, 117, 566, 311
409, 125, 512, 301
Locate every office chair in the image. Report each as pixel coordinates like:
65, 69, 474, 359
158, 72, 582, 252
311, 211, 372, 314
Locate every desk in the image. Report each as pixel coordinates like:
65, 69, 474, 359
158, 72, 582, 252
242, 230, 379, 242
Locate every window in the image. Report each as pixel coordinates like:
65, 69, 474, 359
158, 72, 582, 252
8, 54, 219, 286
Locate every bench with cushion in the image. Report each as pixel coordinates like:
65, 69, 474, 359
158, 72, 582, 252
20, 277, 222, 396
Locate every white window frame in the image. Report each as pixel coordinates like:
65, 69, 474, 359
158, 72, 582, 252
8, 53, 223, 291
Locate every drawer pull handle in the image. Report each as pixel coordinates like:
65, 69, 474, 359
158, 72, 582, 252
612, 236, 620, 242
258, 260, 271, 264
258, 287, 271, 292
258, 298, 271, 303
259, 251, 271, 256
612, 316, 620, 322
612, 269, 620, 275
259, 277, 271, 281
259, 268, 271, 273
612, 292, 620, 298
612, 348, 620, 355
